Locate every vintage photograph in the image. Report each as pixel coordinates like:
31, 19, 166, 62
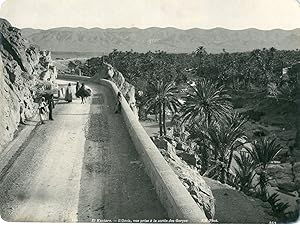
0, 0, 300, 223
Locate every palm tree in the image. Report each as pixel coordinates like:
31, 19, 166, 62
188, 123, 210, 174
144, 79, 181, 136
246, 137, 282, 200
225, 112, 248, 175
180, 78, 233, 127
232, 152, 256, 193
203, 113, 247, 183
193, 46, 207, 59
189, 112, 246, 183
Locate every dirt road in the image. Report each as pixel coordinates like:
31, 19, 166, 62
0, 81, 167, 222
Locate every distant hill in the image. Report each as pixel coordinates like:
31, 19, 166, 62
21, 27, 300, 55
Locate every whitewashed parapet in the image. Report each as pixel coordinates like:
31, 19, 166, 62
57, 74, 208, 223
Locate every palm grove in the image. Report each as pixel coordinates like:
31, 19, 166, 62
70, 47, 300, 222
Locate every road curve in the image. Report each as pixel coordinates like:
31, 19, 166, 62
0, 80, 167, 222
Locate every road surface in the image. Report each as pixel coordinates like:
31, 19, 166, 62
0, 80, 167, 222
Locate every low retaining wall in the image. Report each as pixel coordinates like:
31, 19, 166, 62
58, 74, 208, 223
57, 74, 91, 82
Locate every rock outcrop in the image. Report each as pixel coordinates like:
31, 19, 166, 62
0, 18, 57, 152
268, 162, 300, 194
92, 62, 138, 117
152, 137, 215, 219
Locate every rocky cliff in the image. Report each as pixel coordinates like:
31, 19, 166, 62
91, 62, 138, 117
152, 137, 215, 219
0, 18, 57, 152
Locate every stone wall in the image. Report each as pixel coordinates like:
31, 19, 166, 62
99, 78, 209, 222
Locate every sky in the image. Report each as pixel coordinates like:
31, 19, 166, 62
0, 0, 300, 30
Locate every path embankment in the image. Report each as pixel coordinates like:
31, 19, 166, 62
58, 74, 208, 223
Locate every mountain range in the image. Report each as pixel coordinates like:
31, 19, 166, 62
21, 27, 300, 55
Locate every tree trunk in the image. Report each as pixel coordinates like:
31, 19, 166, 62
159, 104, 163, 136
199, 144, 209, 175
220, 165, 226, 184
163, 102, 166, 136
259, 170, 268, 201
226, 147, 235, 180
154, 107, 158, 122
207, 112, 212, 127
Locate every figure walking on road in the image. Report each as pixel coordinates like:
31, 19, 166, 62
115, 92, 122, 114
19, 101, 25, 125
47, 94, 55, 121
65, 83, 73, 102
76, 83, 91, 104
38, 97, 47, 124
76, 81, 80, 96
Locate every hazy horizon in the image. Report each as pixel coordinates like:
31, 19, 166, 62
20, 26, 300, 31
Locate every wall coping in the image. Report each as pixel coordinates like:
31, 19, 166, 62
57, 74, 208, 223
